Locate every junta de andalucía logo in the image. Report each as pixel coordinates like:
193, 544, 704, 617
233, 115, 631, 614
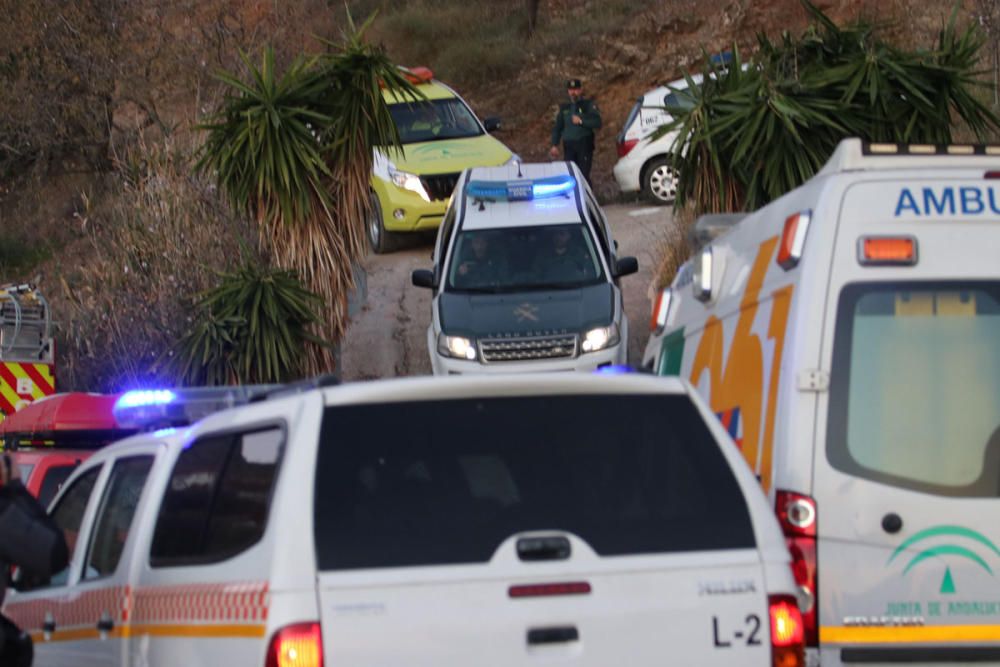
887, 525, 1000, 594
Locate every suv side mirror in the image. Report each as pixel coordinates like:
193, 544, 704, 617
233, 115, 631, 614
483, 117, 502, 133
412, 269, 437, 289
614, 256, 639, 278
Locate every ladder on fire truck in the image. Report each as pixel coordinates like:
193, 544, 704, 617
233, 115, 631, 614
0, 283, 55, 419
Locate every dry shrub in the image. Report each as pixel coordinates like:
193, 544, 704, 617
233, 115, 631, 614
652, 203, 697, 295
56, 134, 258, 391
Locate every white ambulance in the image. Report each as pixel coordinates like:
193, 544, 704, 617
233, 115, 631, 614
3, 374, 806, 666
643, 138, 1000, 665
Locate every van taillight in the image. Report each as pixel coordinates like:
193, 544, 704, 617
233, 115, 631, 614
265, 622, 323, 667
617, 138, 639, 158
769, 594, 806, 667
775, 490, 818, 648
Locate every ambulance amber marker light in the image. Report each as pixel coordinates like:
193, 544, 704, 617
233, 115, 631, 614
859, 237, 917, 266
777, 210, 812, 270
650, 288, 673, 332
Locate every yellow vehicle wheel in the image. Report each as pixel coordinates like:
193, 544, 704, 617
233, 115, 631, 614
367, 191, 400, 254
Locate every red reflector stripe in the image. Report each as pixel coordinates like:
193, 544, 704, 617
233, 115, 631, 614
509, 582, 591, 598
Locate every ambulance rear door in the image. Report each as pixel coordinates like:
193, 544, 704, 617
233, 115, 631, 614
813, 173, 1000, 664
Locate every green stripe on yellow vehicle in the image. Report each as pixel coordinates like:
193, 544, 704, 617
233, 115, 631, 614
368, 67, 515, 253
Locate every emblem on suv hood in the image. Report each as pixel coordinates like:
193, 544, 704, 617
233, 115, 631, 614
513, 303, 540, 322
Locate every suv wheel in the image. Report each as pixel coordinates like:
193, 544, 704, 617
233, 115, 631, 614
641, 158, 677, 205
367, 192, 399, 254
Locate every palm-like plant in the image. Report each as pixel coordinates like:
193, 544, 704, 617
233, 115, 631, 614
196, 13, 418, 375
662, 0, 1000, 214
164, 262, 328, 386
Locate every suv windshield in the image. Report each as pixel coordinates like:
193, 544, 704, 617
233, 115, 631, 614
447, 224, 605, 293
828, 282, 1000, 497
390, 99, 483, 144
313, 394, 754, 570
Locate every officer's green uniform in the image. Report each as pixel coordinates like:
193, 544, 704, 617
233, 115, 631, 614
551, 83, 602, 183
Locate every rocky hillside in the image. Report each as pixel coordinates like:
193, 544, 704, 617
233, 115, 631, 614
0, 0, 987, 390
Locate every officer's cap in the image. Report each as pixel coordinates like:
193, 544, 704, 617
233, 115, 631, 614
566, 78, 582, 89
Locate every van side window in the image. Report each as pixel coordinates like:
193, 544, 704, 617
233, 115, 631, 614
22, 466, 102, 590
150, 427, 283, 566
84, 456, 154, 580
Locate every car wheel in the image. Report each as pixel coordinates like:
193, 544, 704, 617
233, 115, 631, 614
367, 191, 398, 254
641, 158, 677, 205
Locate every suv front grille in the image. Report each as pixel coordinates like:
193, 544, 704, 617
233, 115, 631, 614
420, 172, 460, 201
480, 334, 578, 363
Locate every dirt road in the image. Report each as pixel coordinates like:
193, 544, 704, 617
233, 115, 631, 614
339, 203, 675, 380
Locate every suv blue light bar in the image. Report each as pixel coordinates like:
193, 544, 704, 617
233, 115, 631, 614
466, 175, 576, 202
113, 385, 280, 430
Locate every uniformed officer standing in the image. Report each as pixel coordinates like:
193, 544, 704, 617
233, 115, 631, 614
549, 78, 602, 184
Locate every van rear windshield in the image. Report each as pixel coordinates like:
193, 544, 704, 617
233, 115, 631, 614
313, 394, 754, 570
828, 282, 1000, 496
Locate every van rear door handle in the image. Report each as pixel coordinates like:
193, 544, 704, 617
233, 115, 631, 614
527, 626, 579, 645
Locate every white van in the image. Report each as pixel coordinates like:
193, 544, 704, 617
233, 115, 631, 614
612, 75, 700, 204
643, 138, 1000, 665
3, 374, 805, 666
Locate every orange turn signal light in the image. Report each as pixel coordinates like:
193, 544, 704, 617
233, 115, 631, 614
858, 237, 917, 266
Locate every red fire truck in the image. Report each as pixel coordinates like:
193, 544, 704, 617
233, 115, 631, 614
0, 283, 56, 422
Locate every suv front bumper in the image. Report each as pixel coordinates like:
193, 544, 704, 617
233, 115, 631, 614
429, 339, 627, 376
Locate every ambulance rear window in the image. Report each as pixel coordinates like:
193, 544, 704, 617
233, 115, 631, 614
828, 282, 1000, 496
313, 394, 754, 571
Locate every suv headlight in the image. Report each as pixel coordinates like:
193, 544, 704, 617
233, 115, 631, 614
437, 333, 477, 360
389, 166, 430, 202
581, 324, 620, 353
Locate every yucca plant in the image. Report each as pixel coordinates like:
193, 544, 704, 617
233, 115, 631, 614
164, 262, 328, 386
661, 0, 1000, 214
196, 12, 418, 376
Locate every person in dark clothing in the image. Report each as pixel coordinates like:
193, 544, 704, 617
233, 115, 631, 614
0, 454, 70, 667
549, 78, 602, 184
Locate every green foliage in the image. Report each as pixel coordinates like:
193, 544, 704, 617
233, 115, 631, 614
195, 12, 420, 374
661, 0, 1000, 214
195, 48, 334, 228
163, 262, 329, 386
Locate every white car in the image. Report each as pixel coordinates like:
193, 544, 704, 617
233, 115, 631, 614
4, 374, 805, 667
412, 161, 638, 374
612, 74, 701, 204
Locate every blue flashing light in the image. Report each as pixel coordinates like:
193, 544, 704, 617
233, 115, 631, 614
115, 389, 176, 410
532, 175, 576, 198
593, 364, 638, 375
467, 175, 576, 202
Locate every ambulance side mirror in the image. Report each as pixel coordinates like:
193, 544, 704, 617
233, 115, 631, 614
613, 256, 639, 278
483, 117, 502, 133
